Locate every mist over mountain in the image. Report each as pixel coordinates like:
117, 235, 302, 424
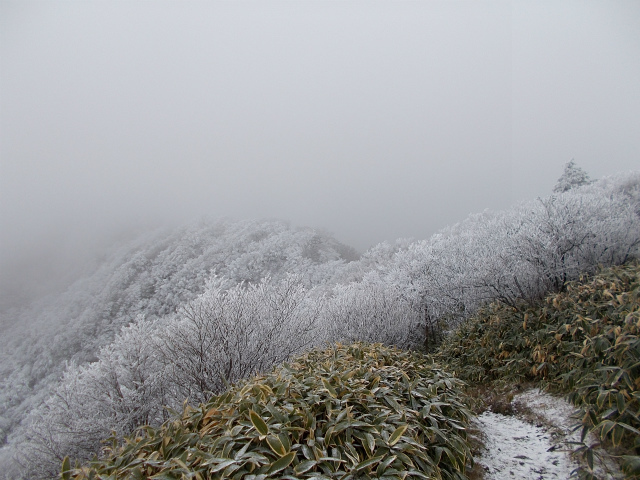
2, 1, 640, 477
0, 219, 357, 467
0, 168, 638, 478
2, 1, 639, 308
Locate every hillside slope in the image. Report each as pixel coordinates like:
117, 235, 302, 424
64, 343, 473, 480
63, 262, 640, 480
0, 219, 357, 475
3, 170, 639, 478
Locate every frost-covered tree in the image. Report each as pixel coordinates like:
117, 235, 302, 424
553, 159, 592, 193
159, 274, 323, 404
16, 319, 168, 480
14, 276, 324, 478
374, 172, 640, 337
323, 273, 424, 350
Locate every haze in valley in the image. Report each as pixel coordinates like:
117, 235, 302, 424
1, 0, 639, 307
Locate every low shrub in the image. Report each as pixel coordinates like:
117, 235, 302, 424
65, 343, 472, 480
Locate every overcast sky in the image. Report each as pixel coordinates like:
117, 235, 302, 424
1, 0, 639, 301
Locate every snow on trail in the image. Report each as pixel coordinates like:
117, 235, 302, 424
475, 410, 576, 479
475, 389, 579, 480
519, 390, 624, 479
474, 388, 623, 479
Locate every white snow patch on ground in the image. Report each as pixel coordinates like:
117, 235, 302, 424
515, 389, 623, 479
475, 409, 576, 479
514, 388, 579, 435
475, 388, 623, 479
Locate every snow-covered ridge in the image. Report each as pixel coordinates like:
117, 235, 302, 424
2, 169, 639, 478
0, 219, 357, 477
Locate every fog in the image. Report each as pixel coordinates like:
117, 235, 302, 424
1, 1, 639, 307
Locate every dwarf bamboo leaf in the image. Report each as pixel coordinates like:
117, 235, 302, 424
364, 433, 376, 455
321, 378, 338, 398
249, 410, 269, 436
266, 435, 287, 456
61, 457, 71, 480
208, 459, 237, 473
268, 452, 296, 475
354, 454, 386, 472
294, 460, 317, 475
388, 425, 408, 446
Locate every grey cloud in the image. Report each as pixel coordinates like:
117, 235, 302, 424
1, 0, 639, 305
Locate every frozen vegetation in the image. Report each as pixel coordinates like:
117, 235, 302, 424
0, 164, 639, 478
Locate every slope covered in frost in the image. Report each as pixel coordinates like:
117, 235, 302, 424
0, 219, 357, 476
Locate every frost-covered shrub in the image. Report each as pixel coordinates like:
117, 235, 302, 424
158, 274, 323, 405
323, 277, 424, 350
17, 275, 323, 479
16, 319, 169, 480
385, 173, 640, 331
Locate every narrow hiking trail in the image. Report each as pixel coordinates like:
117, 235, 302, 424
474, 389, 623, 480
476, 409, 575, 479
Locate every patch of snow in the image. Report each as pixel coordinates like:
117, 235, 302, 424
475, 410, 577, 479
475, 389, 624, 480
514, 389, 623, 479
514, 388, 579, 435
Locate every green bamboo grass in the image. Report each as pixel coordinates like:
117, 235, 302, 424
437, 261, 640, 479
64, 343, 472, 480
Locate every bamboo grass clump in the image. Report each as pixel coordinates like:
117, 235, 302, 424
64, 343, 472, 480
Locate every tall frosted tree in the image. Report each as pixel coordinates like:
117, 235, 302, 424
553, 159, 592, 193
